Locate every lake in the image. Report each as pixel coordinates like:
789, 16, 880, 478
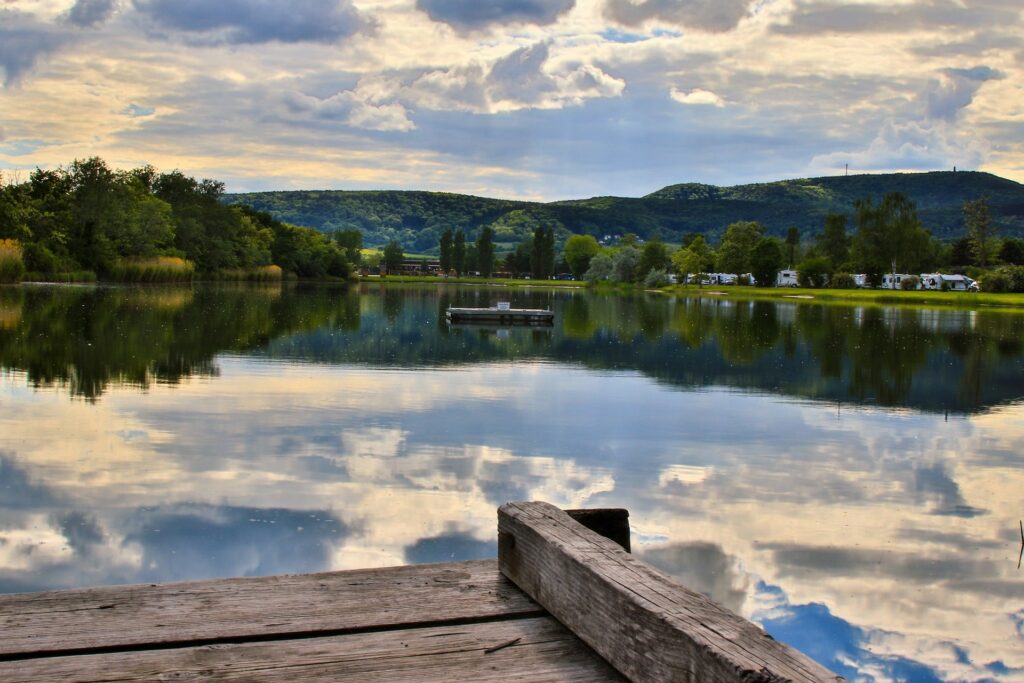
1, 282, 1022, 681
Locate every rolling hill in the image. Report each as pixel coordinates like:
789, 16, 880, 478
226, 171, 1024, 253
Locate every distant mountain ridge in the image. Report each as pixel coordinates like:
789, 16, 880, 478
226, 171, 1024, 252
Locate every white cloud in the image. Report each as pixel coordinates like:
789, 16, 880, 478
281, 40, 626, 132
285, 88, 415, 132
404, 41, 626, 114
811, 119, 989, 173
810, 65, 1002, 174
670, 87, 725, 106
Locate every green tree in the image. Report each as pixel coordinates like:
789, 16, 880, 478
612, 245, 640, 282
672, 236, 714, 285
564, 234, 600, 278
1000, 238, 1024, 265
453, 229, 466, 276
963, 196, 995, 269
383, 240, 403, 274
816, 213, 849, 269
476, 227, 495, 277
506, 238, 532, 275
637, 238, 671, 281
852, 192, 930, 286
749, 237, 783, 287
335, 229, 363, 266
796, 256, 830, 288
530, 225, 554, 279
950, 237, 973, 267
439, 228, 453, 274
785, 226, 800, 267
584, 253, 613, 282
715, 221, 763, 274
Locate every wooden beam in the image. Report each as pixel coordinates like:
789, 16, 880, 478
498, 502, 843, 683
0, 616, 626, 683
0, 560, 538, 659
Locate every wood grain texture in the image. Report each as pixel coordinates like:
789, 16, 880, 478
0, 616, 626, 682
0, 559, 540, 658
498, 502, 844, 683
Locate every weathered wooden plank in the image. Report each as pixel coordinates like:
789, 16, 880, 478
0, 616, 626, 682
498, 502, 843, 683
0, 559, 540, 659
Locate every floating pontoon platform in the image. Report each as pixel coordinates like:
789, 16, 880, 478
446, 302, 554, 325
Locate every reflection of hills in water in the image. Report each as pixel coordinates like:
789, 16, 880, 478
1, 284, 1022, 413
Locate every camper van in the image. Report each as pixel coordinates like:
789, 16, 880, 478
920, 273, 977, 291
881, 273, 916, 290
776, 270, 799, 287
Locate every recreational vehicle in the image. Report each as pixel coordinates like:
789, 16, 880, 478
776, 270, 799, 287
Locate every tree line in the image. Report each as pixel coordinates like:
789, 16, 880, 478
575, 192, 1023, 290
0, 158, 352, 282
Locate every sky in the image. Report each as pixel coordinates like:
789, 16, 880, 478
1, 0, 1023, 200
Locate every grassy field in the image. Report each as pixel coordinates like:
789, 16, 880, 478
667, 284, 1024, 309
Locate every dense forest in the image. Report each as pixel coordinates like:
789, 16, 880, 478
227, 171, 1024, 252
0, 158, 351, 282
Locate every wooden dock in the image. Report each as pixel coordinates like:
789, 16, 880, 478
446, 303, 554, 325
0, 502, 842, 682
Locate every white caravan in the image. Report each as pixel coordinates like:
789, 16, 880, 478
881, 273, 917, 290
776, 270, 799, 287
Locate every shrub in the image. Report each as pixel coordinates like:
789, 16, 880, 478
796, 256, 830, 288
830, 272, 857, 289
1008, 267, 1024, 293
981, 266, 1024, 293
108, 256, 195, 283
643, 268, 669, 288
900, 275, 920, 290
0, 239, 26, 284
22, 242, 58, 274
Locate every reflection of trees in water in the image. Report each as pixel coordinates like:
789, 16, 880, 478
846, 309, 930, 406
0, 284, 355, 400
3, 285, 1023, 412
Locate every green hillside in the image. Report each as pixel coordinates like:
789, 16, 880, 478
226, 171, 1024, 252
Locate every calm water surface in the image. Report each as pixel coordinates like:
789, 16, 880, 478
1, 283, 1023, 682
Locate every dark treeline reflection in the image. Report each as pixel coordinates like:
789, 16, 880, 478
0, 283, 360, 400
2, 284, 1023, 412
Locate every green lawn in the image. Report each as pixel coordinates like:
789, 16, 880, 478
667, 284, 1024, 310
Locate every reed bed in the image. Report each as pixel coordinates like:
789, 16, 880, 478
108, 256, 195, 283
0, 240, 26, 284
213, 265, 284, 282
